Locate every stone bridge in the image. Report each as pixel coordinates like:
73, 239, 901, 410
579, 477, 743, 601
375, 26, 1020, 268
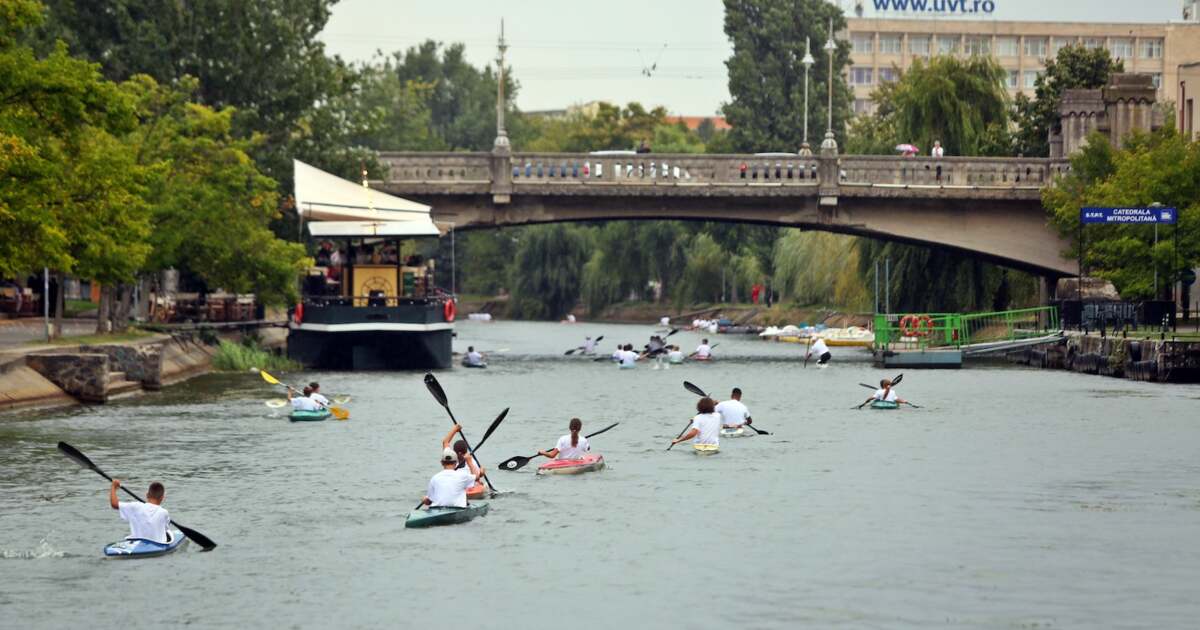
374, 150, 1076, 277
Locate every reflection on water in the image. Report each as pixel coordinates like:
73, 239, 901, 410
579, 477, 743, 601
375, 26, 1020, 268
2, 320, 1199, 628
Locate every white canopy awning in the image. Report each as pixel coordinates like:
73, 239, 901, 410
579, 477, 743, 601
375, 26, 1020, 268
307, 221, 441, 238
293, 159, 434, 224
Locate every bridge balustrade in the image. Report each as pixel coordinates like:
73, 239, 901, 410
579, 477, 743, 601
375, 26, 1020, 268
380, 152, 492, 184
839, 156, 1070, 188
507, 153, 821, 186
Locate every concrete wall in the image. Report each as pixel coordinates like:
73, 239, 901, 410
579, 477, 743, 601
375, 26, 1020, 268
24, 353, 109, 402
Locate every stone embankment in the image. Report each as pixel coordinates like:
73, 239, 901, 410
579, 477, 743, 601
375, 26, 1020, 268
1007, 332, 1200, 383
1, 328, 284, 413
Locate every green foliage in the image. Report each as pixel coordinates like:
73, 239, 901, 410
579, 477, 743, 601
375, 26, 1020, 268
212, 338, 298, 372
457, 229, 519, 296
721, 0, 852, 151
508, 225, 593, 320
1013, 45, 1122, 157
674, 233, 725, 305
1043, 128, 1200, 299
773, 231, 867, 308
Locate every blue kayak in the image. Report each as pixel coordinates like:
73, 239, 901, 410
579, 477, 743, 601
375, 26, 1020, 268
104, 529, 187, 558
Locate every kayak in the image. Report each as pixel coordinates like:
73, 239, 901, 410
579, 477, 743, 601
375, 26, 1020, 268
405, 503, 489, 528
720, 427, 752, 438
462, 362, 487, 369
289, 410, 331, 422
870, 400, 900, 410
537, 454, 605, 475
104, 530, 187, 558
693, 356, 713, 362
618, 364, 636, 370
466, 483, 489, 500
691, 443, 720, 455
668, 358, 684, 365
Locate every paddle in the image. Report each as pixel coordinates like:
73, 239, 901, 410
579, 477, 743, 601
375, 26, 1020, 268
423, 373, 496, 493
682, 381, 770, 435
57, 442, 217, 551
498, 422, 620, 471
467, 408, 509, 456
856, 373, 904, 409
565, 335, 604, 355
252, 367, 349, 420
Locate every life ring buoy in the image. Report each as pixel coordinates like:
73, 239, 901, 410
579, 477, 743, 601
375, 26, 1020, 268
293, 302, 304, 325
899, 314, 919, 337
443, 299, 456, 323
916, 315, 935, 337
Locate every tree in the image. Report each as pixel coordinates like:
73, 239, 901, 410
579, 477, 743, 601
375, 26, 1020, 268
508, 225, 592, 320
721, 0, 852, 152
1013, 45, 1123, 157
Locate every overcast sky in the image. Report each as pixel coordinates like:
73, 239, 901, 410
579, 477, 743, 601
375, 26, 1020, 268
320, 0, 1182, 116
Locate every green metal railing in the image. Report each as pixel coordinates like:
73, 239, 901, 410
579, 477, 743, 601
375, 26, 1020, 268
874, 306, 1059, 350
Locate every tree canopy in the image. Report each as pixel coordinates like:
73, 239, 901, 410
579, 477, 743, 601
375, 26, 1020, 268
1013, 45, 1123, 157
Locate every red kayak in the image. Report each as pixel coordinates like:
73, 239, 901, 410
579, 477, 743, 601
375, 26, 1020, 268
536, 454, 606, 476
467, 483, 488, 500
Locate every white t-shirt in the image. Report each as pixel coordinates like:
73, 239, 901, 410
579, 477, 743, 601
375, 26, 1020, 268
873, 388, 898, 402
611, 349, 623, 361
584, 339, 596, 353
668, 350, 684, 363
466, 351, 484, 365
715, 399, 750, 427
932, 146, 944, 157
310, 392, 330, 407
660, 317, 670, 326
118, 502, 170, 543
695, 344, 712, 358
619, 350, 638, 367
427, 468, 476, 508
554, 434, 591, 460
291, 396, 320, 411
810, 338, 830, 355
689, 412, 721, 445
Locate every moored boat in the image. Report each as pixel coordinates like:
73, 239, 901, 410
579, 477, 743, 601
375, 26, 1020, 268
289, 409, 332, 422
404, 503, 489, 528
103, 530, 187, 558
536, 454, 605, 475
719, 427, 751, 438
691, 443, 720, 455
870, 400, 900, 410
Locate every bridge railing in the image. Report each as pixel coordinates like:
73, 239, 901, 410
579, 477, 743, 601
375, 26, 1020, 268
839, 156, 1070, 187
509, 153, 822, 185
379, 152, 492, 184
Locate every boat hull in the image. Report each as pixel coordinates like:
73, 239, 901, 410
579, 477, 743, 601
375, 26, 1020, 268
692, 443, 720, 455
104, 530, 187, 558
720, 427, 751, 438
536, 454, 605, 475
289, 410, 332, 422
288, 302, 452, 371
405, 503, 489, 528
870, 400, 900, 410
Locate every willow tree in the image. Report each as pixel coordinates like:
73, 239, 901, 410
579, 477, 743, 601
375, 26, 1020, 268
508, 225, 593, 320
886, 55, 1011, 156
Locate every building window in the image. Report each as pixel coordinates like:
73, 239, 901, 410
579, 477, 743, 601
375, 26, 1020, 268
1082, 37, 1104, 50
909, 35, 930, 56
854, 99, 872, 115
1006, 69, 1019, 89
1024, 70, 1039, 89
879, 34, 901, 55
937, 35, 959, 55
852, 33, 874, 54
1024, 37, 1048, 58
1051, 37, 1075, 56
850, 67, 874, 85
1110, 38, 1133, 60
964, 36, 990, 56
879, 67, 899, 83
996, 37, 1018, 57
1150, 73, 1162, 89
1140, 38, 1163, 59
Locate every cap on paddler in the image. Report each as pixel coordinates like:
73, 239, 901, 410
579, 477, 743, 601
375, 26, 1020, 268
441, 448, 457, 464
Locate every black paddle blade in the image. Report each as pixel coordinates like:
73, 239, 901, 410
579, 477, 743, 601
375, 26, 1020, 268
173, 522, 217, 551
474, 408, 510, 451
498, 454, 535, 471
892, 373, 904, 386
585, 422, 619, 439
859, 383, 877, 390
595, 335, 604, 343
564, 349, 576, 355
683, 381, 707, 397
424, 373, 448, 408
57, 442, 107, 478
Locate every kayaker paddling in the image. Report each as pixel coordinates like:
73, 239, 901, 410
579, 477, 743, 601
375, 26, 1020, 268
442, 424, 487, 499
422, 447, 485, 509
806, 335, 831, 366
862, 378, 906, 407
464, 346, 487, 368
670, 397, 721, 448
288, 386, 321, 412
667, 345, 685, 365
307, 381, 330, 407
538, 418, 591, 461
618, 343, 638, 369
715, 387, 753, 429
110, 479, 170, 544
690, 339, 713, 361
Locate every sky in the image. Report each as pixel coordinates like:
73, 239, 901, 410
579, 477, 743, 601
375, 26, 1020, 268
319, 0, 1183, 116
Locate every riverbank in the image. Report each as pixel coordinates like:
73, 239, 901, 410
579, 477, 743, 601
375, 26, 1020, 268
0, 326, 286, 413
1008, 330, 1200, 383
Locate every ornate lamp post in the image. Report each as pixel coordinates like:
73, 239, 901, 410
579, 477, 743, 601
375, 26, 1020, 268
801, 37, 815, 155
494, 19, 510, 152
821, 17, 838, 153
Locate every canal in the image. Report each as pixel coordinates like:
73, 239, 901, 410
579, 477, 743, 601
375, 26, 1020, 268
2, 321, 1199, 628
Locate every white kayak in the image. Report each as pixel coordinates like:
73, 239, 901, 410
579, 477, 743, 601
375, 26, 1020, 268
720, 427, 752, 438
104, 530, 187, 558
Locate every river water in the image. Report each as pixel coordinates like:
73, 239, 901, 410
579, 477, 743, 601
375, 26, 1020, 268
2, 321, 1199, 629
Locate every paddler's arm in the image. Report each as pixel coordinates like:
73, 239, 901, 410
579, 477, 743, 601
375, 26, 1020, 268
109, 479, 121, 509
671, 427, 699, 446
441, 424, 463, 449
465, 454, 484, 482
538, 448, 559, 459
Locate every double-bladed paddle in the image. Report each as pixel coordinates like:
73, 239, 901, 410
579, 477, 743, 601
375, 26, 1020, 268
252, 367, 349, 420
681, 380, 770, 436
565, 336, 603, 355
686, 342, 719, 360
424, 373, 497, 494
856, 373, 904, 409
57, 442, 217, 551
497, 422, 620, 471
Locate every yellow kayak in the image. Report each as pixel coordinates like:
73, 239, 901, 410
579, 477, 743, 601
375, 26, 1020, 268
691, 443, 720, 456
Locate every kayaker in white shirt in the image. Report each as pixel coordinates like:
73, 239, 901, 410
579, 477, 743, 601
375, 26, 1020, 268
807, 335, 832, 365
422, 447, 484, 509
442, 424, 486, 497
538, 418, 591, 460
464, 346, 486, 367
715, 387, 753, 428
862, 378, 907, 406
667, 346, 685, 364
307, 381, 330, 407
619, 344, 639, 368
692, 339, 712, 360
583, 336, 597, 354
110, 479, 170, 543
288, 386, 321, 411
671, 397, 721, 447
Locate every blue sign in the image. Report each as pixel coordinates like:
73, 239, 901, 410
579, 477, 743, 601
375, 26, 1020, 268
869, 0, 996, 14
1080, 207, 1177, 225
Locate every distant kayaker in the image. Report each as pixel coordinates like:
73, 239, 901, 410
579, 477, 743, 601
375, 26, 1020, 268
110, 479, 169, 544
288, 386, 321, 411
611, 345, 624, 362
538, 418, 590, 460
667, 345, 685, 364
422, 447, 485, 509
863, 379, 907, 407
671, 397, 721, 448
692, 339, 713, 360
583, 336, 597, 354
619, 344, 639, 368
307, 381, 330, 407
807, 335, 831, 366
465, 346, 486, 367
715, 387, 753, 429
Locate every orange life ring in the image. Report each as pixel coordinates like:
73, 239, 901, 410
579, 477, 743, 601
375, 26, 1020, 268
899, 314, 919, 337
917, 315, 935, 336
293, 302, 304, 325
443, 299, 456, 322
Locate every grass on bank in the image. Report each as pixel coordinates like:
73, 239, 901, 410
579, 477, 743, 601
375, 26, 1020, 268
212, 339, 298, 372
31, 329, 157, 346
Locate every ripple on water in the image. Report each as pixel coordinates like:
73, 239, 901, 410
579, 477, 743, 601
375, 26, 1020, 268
1, 539, 67, 560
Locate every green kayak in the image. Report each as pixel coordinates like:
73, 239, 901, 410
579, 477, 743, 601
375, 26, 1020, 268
289, 410, 332, 422
870, 400, 900, 410
405, 503, 489, 528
